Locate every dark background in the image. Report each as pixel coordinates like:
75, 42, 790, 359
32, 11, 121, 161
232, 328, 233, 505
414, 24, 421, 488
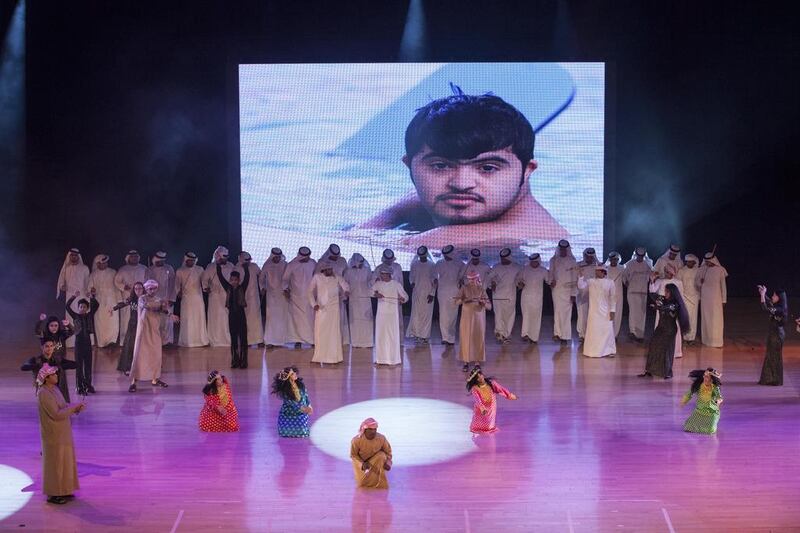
1, 0, 798, 340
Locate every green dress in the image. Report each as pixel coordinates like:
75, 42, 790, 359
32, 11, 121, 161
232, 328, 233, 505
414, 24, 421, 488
682, 383, 722, 434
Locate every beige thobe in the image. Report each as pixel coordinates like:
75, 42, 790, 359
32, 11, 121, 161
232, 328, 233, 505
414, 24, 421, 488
38, 386, 80, 497
350, 433, 393, 489
457, 284, 491, 363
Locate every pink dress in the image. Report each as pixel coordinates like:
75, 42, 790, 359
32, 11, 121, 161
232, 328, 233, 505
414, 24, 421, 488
470, 380, 514, 434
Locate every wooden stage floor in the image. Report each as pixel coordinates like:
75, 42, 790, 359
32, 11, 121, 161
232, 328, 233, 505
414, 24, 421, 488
2, 300, 799, 532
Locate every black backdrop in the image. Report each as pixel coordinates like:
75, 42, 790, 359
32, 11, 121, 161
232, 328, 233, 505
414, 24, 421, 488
2, 0, 798, 340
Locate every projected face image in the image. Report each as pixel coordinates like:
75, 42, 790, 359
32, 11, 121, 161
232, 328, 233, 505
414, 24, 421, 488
404, 146, 535, 225
240, 63, 605, 268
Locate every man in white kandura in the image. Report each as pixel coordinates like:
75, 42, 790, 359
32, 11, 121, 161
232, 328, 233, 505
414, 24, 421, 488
236, 251, 263, 346
372, 267, 408, 366
697, 252, 727, 348
57, 248, 90, 348
487, 248, 521, 344
406, 246, 437, 344
606, 251, 626, 337
203, 246, 234, 347
309, 262, 349, 365
371, 249, 404, 337
623, 247, 653, 342
549, 239, 578, 344
654, 244, 684, 277
676, 253, 701, 344
146, 251, 177, 345
459, 248, 491, 286
578, 264, 616, 358
260, 247, 288, 348
316, 244, 350, 345
344, 253, 374, 349
516, 253, 550, 343
576, 247, 599, 342
176, 252, 209, 347
283, 246, 317, 348
434, 245, 463, 346
114, 250, 146, 346
88, 254, 119, 347
649, 264, 684, 358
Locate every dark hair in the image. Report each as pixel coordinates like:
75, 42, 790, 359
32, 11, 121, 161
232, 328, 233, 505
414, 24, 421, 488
271, 366, 305, 400
202, 375, 228, 396
465, 367, 495, 392
129, 283, 143, 302
770, 289, 789, 320
77, 298, 90, 307
405, 89, 535, 171
229, 271, 240, 279
663, 283, 690, 332
40, 316, 68, 345
688, 368, 722, 394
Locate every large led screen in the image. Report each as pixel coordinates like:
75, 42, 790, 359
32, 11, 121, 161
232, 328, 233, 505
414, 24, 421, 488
240, 62, 605, 268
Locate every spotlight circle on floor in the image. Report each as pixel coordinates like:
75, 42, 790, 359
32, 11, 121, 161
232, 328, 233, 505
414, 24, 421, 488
311, 398, 477, 467
0, 465, 33, 521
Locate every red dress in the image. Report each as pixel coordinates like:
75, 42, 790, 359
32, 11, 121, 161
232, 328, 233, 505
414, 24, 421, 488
199, 382, 240, 432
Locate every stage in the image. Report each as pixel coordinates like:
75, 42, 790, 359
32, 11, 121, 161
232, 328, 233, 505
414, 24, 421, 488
2, 300, 799, 532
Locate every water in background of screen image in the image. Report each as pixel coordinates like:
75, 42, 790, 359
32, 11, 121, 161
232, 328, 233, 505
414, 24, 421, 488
240, 63, 604, 267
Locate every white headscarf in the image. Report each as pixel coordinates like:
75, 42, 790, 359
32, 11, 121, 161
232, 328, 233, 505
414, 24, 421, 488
150, 251, 167, 266
348, 252, 371, 271
549, 240, 575, 263
703, 253, 728, 275
628, 247, 653, 267
268, 248, 286, 264
56, 248, 84, 297
411, 246, 432, 266
91, 254, 109, 272
211, 246, 229, 263
124, 249, 141, 264
237, 251, 252, 268
683, 253, 699, 265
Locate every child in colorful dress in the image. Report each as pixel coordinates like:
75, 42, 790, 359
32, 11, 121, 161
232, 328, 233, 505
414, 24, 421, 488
466, 366, 517, 434
199, 370, 240, 432
271, 366, 313, 437
680, 368, 723, 434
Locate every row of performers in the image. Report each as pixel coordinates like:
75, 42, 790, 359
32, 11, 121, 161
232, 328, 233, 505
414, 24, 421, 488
29, 265, 510, 395
578, 264, 787, 386
32, 361, 723, 505
33, 252, 784, 401
53, 240, 727, 352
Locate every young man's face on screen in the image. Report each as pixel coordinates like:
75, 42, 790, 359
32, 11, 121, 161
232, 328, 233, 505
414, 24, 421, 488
405, 146, 535, 225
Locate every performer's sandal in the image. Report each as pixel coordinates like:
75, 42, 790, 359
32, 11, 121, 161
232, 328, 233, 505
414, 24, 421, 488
152, 380, 168, 388
47, 496, 68, 505
128, 384, 137, 393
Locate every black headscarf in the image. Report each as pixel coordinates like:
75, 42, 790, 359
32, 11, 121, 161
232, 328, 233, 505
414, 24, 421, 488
40, 316, 67, 345
664, 283, 691, 332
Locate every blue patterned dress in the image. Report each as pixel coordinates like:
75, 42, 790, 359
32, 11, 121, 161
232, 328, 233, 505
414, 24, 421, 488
278, 387, 311, 437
